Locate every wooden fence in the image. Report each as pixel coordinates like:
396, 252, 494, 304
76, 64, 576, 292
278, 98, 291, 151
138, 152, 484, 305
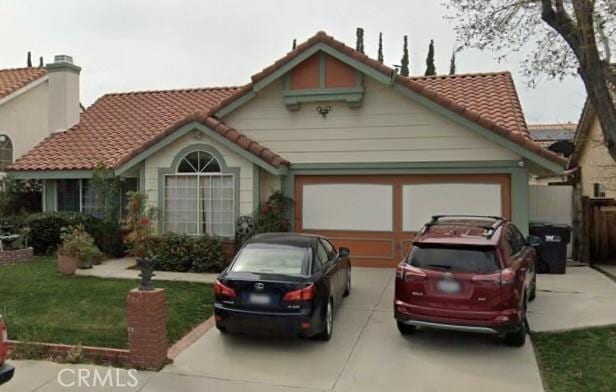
581, 197, 616, 265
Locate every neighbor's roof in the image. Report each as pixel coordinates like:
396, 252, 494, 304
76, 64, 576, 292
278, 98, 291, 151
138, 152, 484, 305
0, 67, 47, 100
9, 87, 289, 170
528, 123, 576, 148
9, 31, 565, 172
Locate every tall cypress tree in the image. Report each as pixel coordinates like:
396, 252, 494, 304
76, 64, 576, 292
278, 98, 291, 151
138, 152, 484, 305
292, 39, 297, 50
449, 49, 456, 75
400, 36, 410, 77
27, 51, 32, 67
355, 27, 364, 53
425, 40, 436, 76
377, 32, 384, 63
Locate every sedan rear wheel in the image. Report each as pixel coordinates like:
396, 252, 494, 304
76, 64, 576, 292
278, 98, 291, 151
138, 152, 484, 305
318, 299, 334, 341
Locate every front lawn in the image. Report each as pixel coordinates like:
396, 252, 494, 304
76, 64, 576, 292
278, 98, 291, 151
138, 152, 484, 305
534, 325, 616, 392
0, 257, 214, 349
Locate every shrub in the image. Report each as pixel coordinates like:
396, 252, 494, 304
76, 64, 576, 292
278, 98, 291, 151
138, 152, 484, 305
25, 212, 125, 257
146, 233, 227, 273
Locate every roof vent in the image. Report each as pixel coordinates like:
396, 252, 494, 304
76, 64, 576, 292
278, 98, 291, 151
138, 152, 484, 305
53, 55, 73, 64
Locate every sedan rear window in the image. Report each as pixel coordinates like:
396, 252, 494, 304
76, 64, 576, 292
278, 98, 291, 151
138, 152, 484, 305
231, 244, 310, 276
407, 244, 500, 273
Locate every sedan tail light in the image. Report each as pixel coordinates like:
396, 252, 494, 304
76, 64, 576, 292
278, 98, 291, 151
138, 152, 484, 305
283, 284, 316, 301
214, 280, 237, 298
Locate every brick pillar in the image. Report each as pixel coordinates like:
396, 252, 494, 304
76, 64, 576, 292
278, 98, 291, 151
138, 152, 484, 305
127, 288, 167, 370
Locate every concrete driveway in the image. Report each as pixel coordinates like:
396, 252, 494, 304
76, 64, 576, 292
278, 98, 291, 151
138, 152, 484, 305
13, 266, 615, 392
144, 267, 544, 392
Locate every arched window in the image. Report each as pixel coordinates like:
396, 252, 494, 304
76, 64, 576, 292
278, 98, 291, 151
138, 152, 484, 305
164, 149, 234, 237
0, 135, 13, 171
177, 151, 221, 173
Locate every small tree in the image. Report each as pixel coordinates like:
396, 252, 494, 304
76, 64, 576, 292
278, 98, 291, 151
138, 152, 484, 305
122, 192, 158, 258
255, 191, 292, 234
356, 27, 365, 54
90, 163, 123, 223
26, 51, 32, 67
449, 49, 457, 75
425, 40, 436, 76
377, 32, 384, 63
400, 35, 410, 77
39, 56, 43, 67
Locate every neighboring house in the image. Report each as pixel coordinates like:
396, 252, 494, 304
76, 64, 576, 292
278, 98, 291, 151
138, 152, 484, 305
529, 122, 576, 150
7, 32, 565, 267
569, 99, 616, 198
0, 55, 81, 173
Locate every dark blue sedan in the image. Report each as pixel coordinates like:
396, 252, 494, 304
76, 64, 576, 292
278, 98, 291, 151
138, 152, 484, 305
214, 233, 351, 340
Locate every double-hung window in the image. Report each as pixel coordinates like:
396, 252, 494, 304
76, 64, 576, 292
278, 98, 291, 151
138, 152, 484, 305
164, 151, 235, 237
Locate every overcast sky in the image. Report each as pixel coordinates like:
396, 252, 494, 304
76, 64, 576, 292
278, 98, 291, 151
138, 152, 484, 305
0, 0, 586, 124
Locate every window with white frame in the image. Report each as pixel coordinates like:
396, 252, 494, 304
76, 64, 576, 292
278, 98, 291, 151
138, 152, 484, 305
164, 151, 235, 237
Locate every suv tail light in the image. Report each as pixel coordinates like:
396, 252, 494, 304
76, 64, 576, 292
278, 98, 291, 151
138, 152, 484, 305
500, 268, 516, 286
283, 284, 316, 301
396, 265, 426, 280
214, 280, 237, 298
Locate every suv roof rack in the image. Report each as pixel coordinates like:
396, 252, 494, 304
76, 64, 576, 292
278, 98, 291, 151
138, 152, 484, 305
422, 215, 506, 239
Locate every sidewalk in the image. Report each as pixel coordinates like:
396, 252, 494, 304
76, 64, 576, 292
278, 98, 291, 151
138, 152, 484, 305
594, 264, 616, 281
75, 257, 218, 283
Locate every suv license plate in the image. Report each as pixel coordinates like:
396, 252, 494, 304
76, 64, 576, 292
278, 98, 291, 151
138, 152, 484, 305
249, 293, 272, 305
437, 279, 461, 294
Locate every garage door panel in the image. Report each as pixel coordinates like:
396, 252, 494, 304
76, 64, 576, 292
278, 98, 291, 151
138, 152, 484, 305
301, 183, 393, 231
402, 183, 503, 232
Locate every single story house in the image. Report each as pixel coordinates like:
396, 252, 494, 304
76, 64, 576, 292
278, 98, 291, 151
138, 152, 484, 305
8, 32, 565, 267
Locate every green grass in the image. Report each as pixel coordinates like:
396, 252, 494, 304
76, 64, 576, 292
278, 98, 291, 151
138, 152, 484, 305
0, 257, 214, 349
534, 325, 616, 392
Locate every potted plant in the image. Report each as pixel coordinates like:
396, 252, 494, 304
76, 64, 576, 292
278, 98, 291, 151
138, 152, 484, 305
57, 225, 102, 275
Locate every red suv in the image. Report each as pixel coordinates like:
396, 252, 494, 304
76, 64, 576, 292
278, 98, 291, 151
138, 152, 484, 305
0, 315, 14, 385
394, 215, 538, 347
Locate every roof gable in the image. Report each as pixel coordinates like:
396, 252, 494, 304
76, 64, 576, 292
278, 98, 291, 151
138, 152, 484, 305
0, 67, 47, 101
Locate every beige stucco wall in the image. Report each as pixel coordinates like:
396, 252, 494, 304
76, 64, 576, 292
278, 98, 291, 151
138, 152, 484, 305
577, 116, 616, 198
0, 79, 50, 160
143, 130, 255, 219
224, 76, 521, 164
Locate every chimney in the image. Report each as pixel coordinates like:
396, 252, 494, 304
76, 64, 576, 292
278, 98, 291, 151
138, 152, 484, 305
46, 55, 81, 133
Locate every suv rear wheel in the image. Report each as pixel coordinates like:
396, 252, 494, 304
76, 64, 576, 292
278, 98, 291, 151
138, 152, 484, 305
397, 321, 417, 335
504, 299, 527, 347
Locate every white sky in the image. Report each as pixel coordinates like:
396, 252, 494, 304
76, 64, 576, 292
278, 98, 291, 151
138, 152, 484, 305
0, 0, 586, 124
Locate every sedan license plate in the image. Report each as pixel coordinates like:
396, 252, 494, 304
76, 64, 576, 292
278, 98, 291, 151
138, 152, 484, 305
248, 293, 272, 305
437, 279, 461, 294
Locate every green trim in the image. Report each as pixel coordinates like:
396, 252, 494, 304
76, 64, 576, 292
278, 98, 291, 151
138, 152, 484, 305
511, 167, 530, 236
156, 144, 241, 237
281, 164, 530, 233
115, 121, 287, 176
391, 84, 564, 175
9, 170, 93, 180
319, 52, 326, 88
283, 87, 364, 110
216, 90, 257, 118
290, 161, 525, 171
252, 166, 261, 210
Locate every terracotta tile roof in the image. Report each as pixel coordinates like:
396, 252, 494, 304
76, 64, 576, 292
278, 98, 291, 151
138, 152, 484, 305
9, 87, 289, 171
0, 67, 47, 100
10, 31, 565, 172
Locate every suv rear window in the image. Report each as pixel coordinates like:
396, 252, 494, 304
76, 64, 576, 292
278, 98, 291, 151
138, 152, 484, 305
407, 244, 500, 273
